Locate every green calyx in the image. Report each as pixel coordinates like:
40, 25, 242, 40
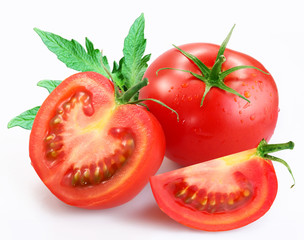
103, 65, 179, 121
157, 25, 269, 106
256, 139, 295, 188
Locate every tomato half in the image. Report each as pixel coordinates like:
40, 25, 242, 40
29, 72, 165, 209
150, 147, 278, 231
140, 43, 279, 166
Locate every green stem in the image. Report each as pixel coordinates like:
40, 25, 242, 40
257, 139, 295, 188
209, 55, 226, 81
117, 78, 149, 104
257, 139, 294, 157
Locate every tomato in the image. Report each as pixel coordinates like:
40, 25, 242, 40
139, 43, 279, 166
29, 72, 165, 209
150, 144, 279, 231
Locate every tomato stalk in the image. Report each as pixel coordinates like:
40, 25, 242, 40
116, 78, 149, 104
256, 139, 295, 188
101, 60, 179, 120
157, 25, 270, 106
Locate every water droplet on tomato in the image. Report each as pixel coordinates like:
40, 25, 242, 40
244, 91, 251, 98
193, 128, 213, 138
258, 80, 264, 91
181, 83, 188, 88
242, 102, 250, 109
250, 115, 255, 121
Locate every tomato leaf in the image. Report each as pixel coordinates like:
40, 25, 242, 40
121, 13, 151, 98
8, 80, 63, 130
7, 106, 40, 130
34, 28, 110, 77
37, 80, 62, 93
111, 57, 126, 92
33, 14, 151, 102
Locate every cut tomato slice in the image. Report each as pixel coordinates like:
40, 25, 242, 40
150, 147, 279, 231
30, 72, 166, 209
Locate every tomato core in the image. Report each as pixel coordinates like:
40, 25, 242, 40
43, 89, 139, 188
61, 127, 135, 187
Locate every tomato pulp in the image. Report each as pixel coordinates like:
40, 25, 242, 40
140, 43, 279, 166
150, 146, 278, 231
30, 72, 166, 209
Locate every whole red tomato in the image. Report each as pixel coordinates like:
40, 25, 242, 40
140, 38, 278, 166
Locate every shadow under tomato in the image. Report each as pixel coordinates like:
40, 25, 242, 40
126, 202, 187, 231
29, 158, 197, 232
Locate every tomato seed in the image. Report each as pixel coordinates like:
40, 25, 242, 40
243, 189, 251, 197
168, 177, 254, 214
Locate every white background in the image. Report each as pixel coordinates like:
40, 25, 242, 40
1, 0, 303, 239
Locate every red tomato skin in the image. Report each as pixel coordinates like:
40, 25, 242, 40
150, 151, 278, 231
30, 72, 166, 209
140, 43, 279, 166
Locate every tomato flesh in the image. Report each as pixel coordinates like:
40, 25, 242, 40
140, 43, 279, 166
30, 72, 166, 209
150, 149, 278, 231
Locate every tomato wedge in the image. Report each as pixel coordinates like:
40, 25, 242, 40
30, 72, 165, 209
150, 140, 294, 231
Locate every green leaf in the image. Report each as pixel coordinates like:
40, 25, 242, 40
37, 80, 62, 93
101, 55, 111, 75
121, 13, 150, 94
112, 57, 125, 91
34, 28, 109, 77
7, 106, 40, 130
